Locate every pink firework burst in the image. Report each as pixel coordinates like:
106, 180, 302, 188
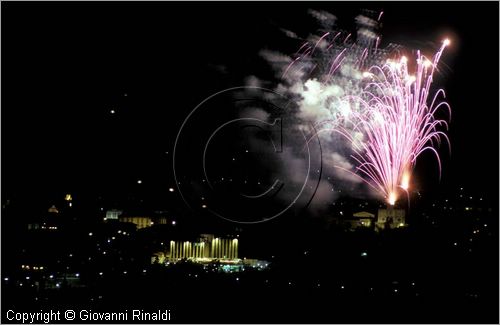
335, 39, 452, 205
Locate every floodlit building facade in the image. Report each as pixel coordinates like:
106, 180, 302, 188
168, 235, 238, 260
347, 211, 376, 229
105, 209, 123, 221
376, 208, 406, 230
118, 216, 153, 229
151, 234, 239, 264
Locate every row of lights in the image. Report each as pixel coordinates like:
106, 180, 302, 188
21, 265, 44, 271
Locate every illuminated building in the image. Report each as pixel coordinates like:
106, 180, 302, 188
118, 216, 153, 229
115, 207, 170, 229
117, 212, 169, 229
376, 208, 406, 230
151, 234, 268, 272
168, 235, 238, 260
339, 209, 406, 231
155, 216, 168, 225
64, 194, 73, 208
344, 211, 376, 229
28, 205, 61, 231
48, 205, 59, 214
105, 209, 123, 221
151, 234, 238, 263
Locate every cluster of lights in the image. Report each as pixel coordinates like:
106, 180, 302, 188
21, 265, 44, 271
40, 226, 58, 230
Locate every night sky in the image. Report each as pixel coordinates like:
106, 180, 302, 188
3, 2, 499, 214
2, 3, 499, 323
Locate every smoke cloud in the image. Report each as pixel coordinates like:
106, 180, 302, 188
241, 9, 388, 212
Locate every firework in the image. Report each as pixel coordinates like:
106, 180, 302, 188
335, 39, 451, 205
263, 11, 451, 206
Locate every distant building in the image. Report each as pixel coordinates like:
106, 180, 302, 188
105, 209, 122, 221
169, 236, 239, 260
115, 207, 170, 229
64, 194, 73, 208
354, 211, 376, 227
48, 205, 59, 214
376, 208, 406, 230
117, 214, 169, 229
153, 211, 170, 225
151, 234, 239, 264
28, 205, 61, 231
151, 234, 269, 272
118, 216, 153, 229
155, 216, 168, 225
341, 211, 376, 230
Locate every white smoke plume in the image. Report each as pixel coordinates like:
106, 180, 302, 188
242, 9, 390, 210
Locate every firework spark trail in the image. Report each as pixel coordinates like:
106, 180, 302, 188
334, 40, 451, 205
261, 10, 451, 206
283, 18, 385, 86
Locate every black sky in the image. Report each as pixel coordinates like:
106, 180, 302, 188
3, 2, 499, 211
